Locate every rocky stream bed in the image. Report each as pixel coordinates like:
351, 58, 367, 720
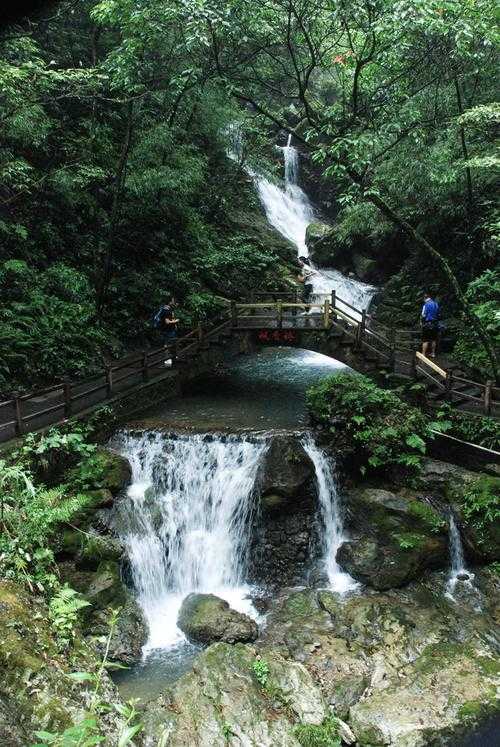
1, 434, 499, 747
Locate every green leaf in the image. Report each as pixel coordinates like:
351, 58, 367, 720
405, 434, 426, 453
118, 724, 143, 746
67, 671, 95, 682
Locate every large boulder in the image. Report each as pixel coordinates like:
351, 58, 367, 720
258, 435, 315, 508
0, 581, 127, 745
305, 222, 347, 269
67, 448, 132, 497
257, 573, 500, 746
338, 487, 448, 589
177, 593, 258, 645
142, 641, 329, 746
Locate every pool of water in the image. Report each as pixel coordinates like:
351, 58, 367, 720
135, 346, 347, 432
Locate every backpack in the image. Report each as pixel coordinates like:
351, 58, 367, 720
152, 306, 166, 329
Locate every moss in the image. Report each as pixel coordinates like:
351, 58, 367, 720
413, 643, 471, 675
408, 501, 446, 533
477, 656, 500, 677
294, 716, 340, 747
392, 531, 428, 550
458, 701, 484, 721
282, 590, 319, 619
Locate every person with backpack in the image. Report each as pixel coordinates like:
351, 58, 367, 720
297, 256, 318, 312
153, 295, 179, 367
421, 292, 440, 358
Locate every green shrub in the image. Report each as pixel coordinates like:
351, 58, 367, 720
294, 716, 341, 747
461, 476, 500, 547
432, 404, 500, 451
453, 270, 500, 379
252, 657, 270, 688
307, 372, 431, 474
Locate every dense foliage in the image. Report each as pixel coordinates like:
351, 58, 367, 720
1, 0, 498, 391
307, 372, 432, 474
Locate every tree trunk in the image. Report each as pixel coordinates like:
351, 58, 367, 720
96, 102, 133, 312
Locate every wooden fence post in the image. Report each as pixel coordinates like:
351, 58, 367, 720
410, 351, 417, 380
63, 381, 72, 418
445, 370, 454, 402
105, 364, 113, 397
484, 380, 493, 416
14, 393, 23, 436
388, 324, 396, 371
323, 299, 330, 329
171, 340, 178, 366
331, 290, 336, 322
142, 351, 149, 382
277, 301, 283, 329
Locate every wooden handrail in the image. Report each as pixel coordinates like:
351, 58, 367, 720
415, 351, 447, 378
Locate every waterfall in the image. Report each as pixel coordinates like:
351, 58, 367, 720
114, 431, 267, 651
255, 136, 315, 255
255, 134, 375, 311
446, 513, 475, 601
302, 435, 358, 593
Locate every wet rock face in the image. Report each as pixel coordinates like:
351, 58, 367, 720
142, 641, 329, 746
250, 435, 319, 587
258, 435, 315, 504
249, 512, 318, 587
257, 572, 500, 747
177, 594, 258, 645
338, 487, 449, 589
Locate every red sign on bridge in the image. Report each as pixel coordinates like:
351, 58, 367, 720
257, 329, 297, 344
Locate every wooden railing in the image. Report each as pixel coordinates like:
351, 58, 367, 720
233, 293, 498, 416
0, 317, 233, 441
0, 290, 497, 442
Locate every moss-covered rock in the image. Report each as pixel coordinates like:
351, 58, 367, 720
142, 642, 328, 746
59, 527, 123, 570
0, 581, 128, 745
67, 448, 131, 496
339, 487, 448, 589
177, 593, 258, 644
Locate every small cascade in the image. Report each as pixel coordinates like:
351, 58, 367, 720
446, 513, 476, 603
302, 435, 358, 593
114, 431, 267, 651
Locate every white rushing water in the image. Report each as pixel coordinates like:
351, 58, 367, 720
302, 435, 358, 593
254, 133, 376, 312
115, 432, 267, 652
446, 513, 476, 603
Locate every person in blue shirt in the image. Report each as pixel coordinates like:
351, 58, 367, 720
421, 292, 440, 358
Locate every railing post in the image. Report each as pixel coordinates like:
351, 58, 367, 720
484, 380, 493, 416
105, 364, 113, 397
277, 301, 283, 329
142, 351, 149, 382
171, 340, 177, 366
410, 351, 417, 379
323, 299, 330, 329
231, 301, 237, 328
63, 380, 72, 418
331, 290, 336, 322
445, 370, 454, 402
13, 393, 23, 436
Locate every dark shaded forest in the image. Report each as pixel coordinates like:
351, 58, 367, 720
1, 0, 498, 391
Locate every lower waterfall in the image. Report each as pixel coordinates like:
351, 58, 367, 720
302, 435, 358, 593
114, 431, 268, 651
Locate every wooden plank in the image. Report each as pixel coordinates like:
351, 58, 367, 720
415, 351, 447, 378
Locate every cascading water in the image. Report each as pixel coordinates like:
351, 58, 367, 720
114, 431, 267, 652
302, 435, 358, 593
255, 134, 375, 311
445, 513, 477, 604
255, 135, 315, 255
